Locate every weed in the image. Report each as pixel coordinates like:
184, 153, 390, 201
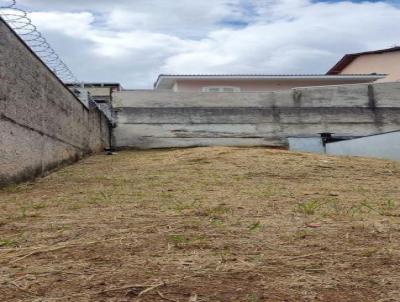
0, 239, 17, 247
1, 184, 32, 193
159, 192, 174, 200
360, 201, 378, 212
210, 217, 224, 226
383, 199, 396, 210
329, 199, 344, 216
219, 248, 233, 263
167, 234, 209, 249
196, 204, 231, 218
297, 200, 321, 215
89, 191, 113, 206
349, 201, 379, 216
99, 191, 111, 203
20, 207, 28, 219
248, 221, 262, 232
247, 293, 260, 302
32, 203, 46, 210
168, 234, 189, 246
251, 187, 275, 198
56, 170, 72, 177
68, 203, 84, 211
170, 201, 195, 213
361, 247, 379, 257
379, 200, 399, 217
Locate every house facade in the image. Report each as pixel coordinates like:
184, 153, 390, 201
154, 74, 385, 92
327, 47, 400, 82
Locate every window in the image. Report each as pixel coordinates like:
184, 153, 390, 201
202, 86, 241, 92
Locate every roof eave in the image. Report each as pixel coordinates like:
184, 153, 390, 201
155, 74, 386, 89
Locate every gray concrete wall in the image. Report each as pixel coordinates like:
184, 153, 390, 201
287, 137, 325, 154
113, 83, 400, 149
326, 131, 400, 161
0, 18, 110, 186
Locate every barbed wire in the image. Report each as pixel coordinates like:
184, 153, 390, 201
0, 0, 79, 84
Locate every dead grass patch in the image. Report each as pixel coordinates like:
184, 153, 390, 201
0, 147, 400, 301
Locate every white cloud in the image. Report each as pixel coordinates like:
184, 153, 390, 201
29, 11, 94, 36
14, 0, 400, 88
107, 10, 150, 30
22, 0, 243, 36
162, 1, 400, 74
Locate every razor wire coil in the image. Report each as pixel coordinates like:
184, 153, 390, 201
0, 0, 79, 84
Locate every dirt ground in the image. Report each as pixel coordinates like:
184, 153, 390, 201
0, 147, 400, 302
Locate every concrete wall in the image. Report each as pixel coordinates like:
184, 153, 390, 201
0, 18, 110, 186
113, 82, 400, 149
326, 131, 400, 161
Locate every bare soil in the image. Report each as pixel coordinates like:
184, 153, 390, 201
0, 147, 400, 302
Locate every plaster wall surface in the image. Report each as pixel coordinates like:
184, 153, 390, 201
340, 51, 400, 82
174, 79, 379, 92
0, 18, 110, 186
113, 82, 400, 149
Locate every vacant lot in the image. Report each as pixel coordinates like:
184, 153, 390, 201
0, 147, 399, 302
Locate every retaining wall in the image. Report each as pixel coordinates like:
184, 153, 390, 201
113, 83, 400, 149
0, 18, 110, 186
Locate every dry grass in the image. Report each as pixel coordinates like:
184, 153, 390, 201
0, 147, 400, 302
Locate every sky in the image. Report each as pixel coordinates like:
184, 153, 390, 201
4, 0, 400, 88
